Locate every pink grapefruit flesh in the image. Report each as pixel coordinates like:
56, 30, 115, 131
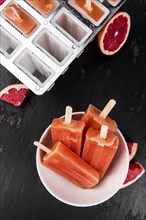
0, 83, 30, 106
0, 0, 5, 5
121, 161, 145, 189
127, 142, 138, 161
98, 12, 131, 55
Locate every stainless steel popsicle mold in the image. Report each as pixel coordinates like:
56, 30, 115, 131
0, 0, 126, 95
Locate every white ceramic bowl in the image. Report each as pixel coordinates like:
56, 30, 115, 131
36, 112, 129, 207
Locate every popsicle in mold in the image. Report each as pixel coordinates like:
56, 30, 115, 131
51, 106, 85, 156
69, 0, 109, 26
82, 125, 119, 179
81, 100, 117, 132
26, 0, 58, 15
3, 2, 37, 35
34, 141, 100, 189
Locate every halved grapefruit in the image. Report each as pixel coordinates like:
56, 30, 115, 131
121, 161, 145, 189
0, 83, 30, 106
98, 12, 131, 55
127, 142, 138, 161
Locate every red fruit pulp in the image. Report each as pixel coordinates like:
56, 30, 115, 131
123, 162, 143, 185
0, 0, 5, 5
1, 88, 29, 106
127, 142, 133, 155
127, 142, 138, 161
103, 15, 128, 52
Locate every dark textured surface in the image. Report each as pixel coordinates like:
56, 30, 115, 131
0, 1, 146, 220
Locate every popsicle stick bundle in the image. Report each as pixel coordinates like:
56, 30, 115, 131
34, 99, 119, 188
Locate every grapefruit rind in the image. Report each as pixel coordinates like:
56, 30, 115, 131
121, 162, 145, 189
0, 83, 29, 106
127, 142, 138, 162
98, 12, 131, 55
107, 0, 122, 7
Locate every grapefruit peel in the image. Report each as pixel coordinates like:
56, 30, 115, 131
121, 142, 144, 189
121, 161, 145, 189
127, 142, 138, 162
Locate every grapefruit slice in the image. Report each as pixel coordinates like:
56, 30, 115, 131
0, 0, 5, 5
121, 162, 145, 189
98, 12, 131, 55
0, 83, 30, 106
127, 142, 138, 161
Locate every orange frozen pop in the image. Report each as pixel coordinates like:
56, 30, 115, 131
82, 125, 119, 179
28, 0, 57, 15
81, 100, 117, 132
34, 141, 100, 188
51, 106, 85, 156
3, 3, 37, 35
74, 0, 105, 22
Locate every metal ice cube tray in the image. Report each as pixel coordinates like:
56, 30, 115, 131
0, 0, 126, 95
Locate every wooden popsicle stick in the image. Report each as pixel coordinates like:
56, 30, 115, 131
10, 6, 23, 22
99, 99, 116, 119
84, 0, 92, 11
65, 106, 73, 124
100, 125, 108, 139
33, 141, 51, 154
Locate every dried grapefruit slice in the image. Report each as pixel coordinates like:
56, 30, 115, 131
98, 12, 131, 55
121, 162, 145, 189
127, 142, 138, 161
0, 83, 30, 106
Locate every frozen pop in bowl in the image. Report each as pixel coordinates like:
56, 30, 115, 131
36, 112, 129, 207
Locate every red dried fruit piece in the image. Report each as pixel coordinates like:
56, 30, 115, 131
121, 161, 145, 189
0, 83, 30, 106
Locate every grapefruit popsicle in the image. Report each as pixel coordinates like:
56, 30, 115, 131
3, 2, 37, 35
27, 0, 58, 15
82, 125, 119, 179
51, 106, 85, 155
34, 141, 100, 188
69, 0, 109, 26
81, 100, 117, 132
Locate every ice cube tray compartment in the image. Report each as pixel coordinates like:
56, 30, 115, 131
14, 49, 55, 87
33, 28, 73, 66
51, 7, 92, 46
0, 26, 21, 58
0, 0, 6, 6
